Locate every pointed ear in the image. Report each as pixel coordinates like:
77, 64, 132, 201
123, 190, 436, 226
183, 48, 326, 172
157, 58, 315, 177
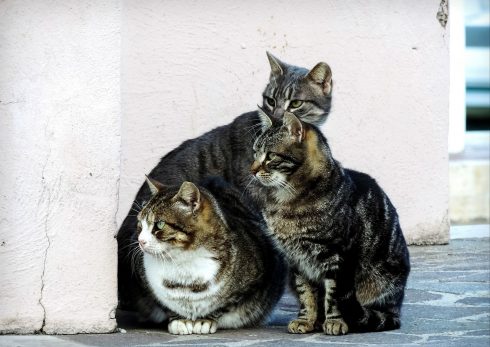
145, 175, 165, 195
257, 106, 272, 132
283, 112, 304, 143
307, 62, 332, 95
174, 181, 201, 214
266, 51, 284, 77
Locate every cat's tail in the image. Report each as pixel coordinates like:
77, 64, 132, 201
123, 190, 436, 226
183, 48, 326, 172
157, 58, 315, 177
353, 306, 401, 332
339, 299, 402, 332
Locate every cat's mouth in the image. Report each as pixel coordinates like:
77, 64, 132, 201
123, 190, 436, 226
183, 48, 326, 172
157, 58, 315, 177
140, 245, 174, 260
256, 173, 297, 199
256, 174, 279, 188
139, 245, 159, 255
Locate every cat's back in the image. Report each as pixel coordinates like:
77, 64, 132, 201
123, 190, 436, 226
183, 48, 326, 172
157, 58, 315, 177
344, 168, 396, 208
149, 111, 260, 187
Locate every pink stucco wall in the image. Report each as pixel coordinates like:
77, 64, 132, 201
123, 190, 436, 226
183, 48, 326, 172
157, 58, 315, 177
0, 0, 120, 334
119, 0, 450, 245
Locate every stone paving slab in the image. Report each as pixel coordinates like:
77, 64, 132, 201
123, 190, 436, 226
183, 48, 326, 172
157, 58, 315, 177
1, 238, 489, 347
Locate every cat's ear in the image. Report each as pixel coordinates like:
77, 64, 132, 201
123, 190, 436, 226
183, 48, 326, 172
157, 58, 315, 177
283, 112, 304, 143
257, 106, 272, 132
266, 51, 284, 77
174, 181, 201, 214
145, 175, 165, 195
307, 62, 332, 95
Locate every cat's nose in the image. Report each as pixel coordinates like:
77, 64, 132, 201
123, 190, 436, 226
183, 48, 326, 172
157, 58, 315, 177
251, 161, 261, 175
138, 239, 147, 248
273, 107, 285, 120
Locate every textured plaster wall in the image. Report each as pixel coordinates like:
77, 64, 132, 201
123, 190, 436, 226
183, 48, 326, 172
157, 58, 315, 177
0, 1, 120, 334
120, 0, 449, 245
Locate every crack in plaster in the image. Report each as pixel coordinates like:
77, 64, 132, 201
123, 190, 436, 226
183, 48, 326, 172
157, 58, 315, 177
37, 118, 53, 333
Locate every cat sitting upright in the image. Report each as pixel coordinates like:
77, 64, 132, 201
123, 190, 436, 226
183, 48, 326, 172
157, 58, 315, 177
133, 176, 285, 335
249, 110, 410, 335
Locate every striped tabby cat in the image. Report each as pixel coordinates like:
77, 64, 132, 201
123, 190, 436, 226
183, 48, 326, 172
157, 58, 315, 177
249, 111, 410, 335
117, 53, 334, 322
135, 177, 285, 334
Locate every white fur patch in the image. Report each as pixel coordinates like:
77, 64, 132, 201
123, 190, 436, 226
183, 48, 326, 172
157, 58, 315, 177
144, 247, 223, 320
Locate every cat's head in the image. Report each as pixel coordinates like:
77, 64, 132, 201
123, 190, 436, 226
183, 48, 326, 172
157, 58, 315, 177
252, 110, 326, 195
262, 52, 333, 127
136, 178, 227, 256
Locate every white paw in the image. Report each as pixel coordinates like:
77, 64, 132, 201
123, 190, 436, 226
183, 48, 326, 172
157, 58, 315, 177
192, 319, 217, 334
168, 319, 193, 335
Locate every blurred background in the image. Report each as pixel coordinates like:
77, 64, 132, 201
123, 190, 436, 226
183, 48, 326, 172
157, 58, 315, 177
449, 0, 489, 229
465, 0, 490, 131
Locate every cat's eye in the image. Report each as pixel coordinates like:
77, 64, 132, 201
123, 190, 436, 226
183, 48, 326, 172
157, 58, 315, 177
266, 152, 277, 161
156, 221, 166, 230
290, 100, 303, 109
265, 97, 275, 107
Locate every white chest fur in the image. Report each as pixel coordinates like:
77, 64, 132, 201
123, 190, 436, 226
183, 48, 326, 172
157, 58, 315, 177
143, 247, 223, 320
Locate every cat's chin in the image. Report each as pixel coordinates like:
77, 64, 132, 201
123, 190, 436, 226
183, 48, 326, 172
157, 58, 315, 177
256, 177, 279, 188
142, 249, 168, 258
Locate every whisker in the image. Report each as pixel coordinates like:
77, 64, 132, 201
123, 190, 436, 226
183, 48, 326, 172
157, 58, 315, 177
133, 200, 146, 212
120, 241, 140, 253
241, 175, 256, 199
129, 247, 142, 277
244, 123, 264, 140
276, 179, 296, 196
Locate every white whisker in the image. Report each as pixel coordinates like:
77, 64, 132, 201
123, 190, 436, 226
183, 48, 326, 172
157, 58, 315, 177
241, 175, 256, 199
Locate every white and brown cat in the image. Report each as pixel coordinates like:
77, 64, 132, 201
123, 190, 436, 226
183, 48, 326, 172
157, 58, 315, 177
133, 176, 285, 335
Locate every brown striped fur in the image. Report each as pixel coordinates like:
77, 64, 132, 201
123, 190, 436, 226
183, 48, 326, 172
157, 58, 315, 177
134, 177, 286, 334
250, 111, 410, 335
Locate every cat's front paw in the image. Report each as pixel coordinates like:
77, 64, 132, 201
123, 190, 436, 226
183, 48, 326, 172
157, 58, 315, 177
192, 319, 217, 334
323, 318, 349, 335
168, 319, 194, 335
287, 319, 315, 334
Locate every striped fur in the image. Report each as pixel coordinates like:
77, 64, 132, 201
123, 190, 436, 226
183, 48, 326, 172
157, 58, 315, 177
135, 177, 285, 334
117, 53, 335, 323
250, 112, 410, 335
263, 52, 332, 126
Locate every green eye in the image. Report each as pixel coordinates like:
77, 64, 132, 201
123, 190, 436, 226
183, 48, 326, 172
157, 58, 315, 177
290, 100, 303, 108
156, 221, 166, 230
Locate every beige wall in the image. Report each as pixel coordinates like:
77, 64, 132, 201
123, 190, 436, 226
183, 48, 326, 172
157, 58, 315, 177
0, 0, 120, 334
120, 0, 450, 245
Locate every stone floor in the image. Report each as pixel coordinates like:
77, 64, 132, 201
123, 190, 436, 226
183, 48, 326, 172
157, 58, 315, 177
2, 235, 489, 347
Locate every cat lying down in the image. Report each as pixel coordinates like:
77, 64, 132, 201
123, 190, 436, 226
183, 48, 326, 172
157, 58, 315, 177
134, 176, 285, 335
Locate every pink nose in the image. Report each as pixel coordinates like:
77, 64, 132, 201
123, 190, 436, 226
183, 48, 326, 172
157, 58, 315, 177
138, 239, 147, 248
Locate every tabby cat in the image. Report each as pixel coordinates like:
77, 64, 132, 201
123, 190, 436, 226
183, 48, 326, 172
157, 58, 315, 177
117, 53, 334, 321
134, 176, 285, 334
249, 111, 410, 335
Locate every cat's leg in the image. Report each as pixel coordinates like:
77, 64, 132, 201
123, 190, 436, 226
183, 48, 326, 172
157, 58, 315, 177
322, 278, 349, 335
348, 285, 404, 332
288, 273, 318, 334
350, 261, 409, 331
